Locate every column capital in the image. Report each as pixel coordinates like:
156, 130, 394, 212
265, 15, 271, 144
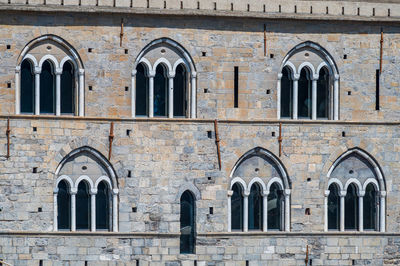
243, 191, 250, 197
324, 190, 330, 197
312, 74, 319, 81
78, 68, 85, 75
34, 67, 41, 75
53, 188, 59, 194
334, 74, 340, 80
380, 191, 387, 197
283, 189, 291, 196
70, 188, 78, 195
131, 70, 137, 77
340, 190, 347, 197
168, 72, 175, 79
112, 188, 119, 195
262, 191, 270, 197
90, 188, 98, 195
191, 71, 197, 78
277, 73, 283, 79
227, 190, 233, 197
15, 66, 21, 73
148, 71, 156, 78
292, 74, 300, 81
55, 68, 63, 75
357, 191, 365, 197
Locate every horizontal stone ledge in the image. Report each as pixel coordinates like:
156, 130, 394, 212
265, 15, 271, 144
0, 4, 399, 23
1, 114, 400, 126
0, 231, 180, 238
198, 231, 400, 237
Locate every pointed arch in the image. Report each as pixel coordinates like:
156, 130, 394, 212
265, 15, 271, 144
176, 183, 201, 201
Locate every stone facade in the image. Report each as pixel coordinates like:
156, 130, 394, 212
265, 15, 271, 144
0, 0, 400, 265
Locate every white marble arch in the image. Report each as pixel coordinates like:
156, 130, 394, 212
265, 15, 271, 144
16, 34, 85, 116
324, 148, 386, 232
277, 41, 340, 120
53, 146, 119, 232
132, 37, 197, 118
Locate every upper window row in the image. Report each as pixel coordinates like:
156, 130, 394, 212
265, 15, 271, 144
16, 36, 340, 120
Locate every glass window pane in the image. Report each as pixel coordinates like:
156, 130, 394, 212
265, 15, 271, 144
364, 184, 377, 230
96, 181, 110, 230
154, 65, 167, 117
61, 61, 75, 114
173, 64, 186, 117
231, 183, 243, 230
280, 67, 292, 118
268, 183, 282, 230
298, 68, 311, 119
136, 63, 148, 116
20, 60, 35, 113
40, 60, 55, 114
76, 181, 90, 230
317, 67, 329, 119
57, 180, 71, 230
248, 184, 263, 230
328, 184, 340, 230
345, 184, 359, 230
180, 191, 195, 254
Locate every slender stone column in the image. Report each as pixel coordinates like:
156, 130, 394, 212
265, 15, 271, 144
243, 191, 249, 232
263, 191, 269, 232
334, 74, 339, 120
284, 189, 291, 232
380, 191, 386, 232
324, 190, 330, 232
191, 72, 197, 118
131, 70, 137, 118
149, 73, 155, 118
358, 191, 365, 232
340, 190, 346, 232
276, 73, 282, 119
112, 189, 119, 232
70, 188, 77, 231
55, 68, 62, 116
15, 67, 21, 115
227, 190, 233, 232
53, 188, 59, 231
312, 75, 319, 120
90, 188, 97, 232
78, 69, 85, 117
168, 73, 175, 118
292, 74, 299, 119
34, 67, 41, 115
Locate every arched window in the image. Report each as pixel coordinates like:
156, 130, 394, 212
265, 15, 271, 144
173, 64, 187, 117
298, 68, 312, 119
268, 183, 283, 230
248, 183, 263, 230
327, 183, 340, 230
20, 59, 35, 114
96, 181, 110, 230
57, 180, 71, 230
345, 183, 359, 230
135, 63, 148, 116
76, 181, 91, 230
154, 64, 168, 117
231, 183, 244, 231
280, 67, 293, 118
61, 61, 75, 114
364, 183, 378, 231
180, 190, 195, 254
40, 60, 55, 114
317, 67, 329, 119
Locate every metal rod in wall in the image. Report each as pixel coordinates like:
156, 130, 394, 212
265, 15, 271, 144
108, 122, 114, 160
214, 119, 221, 170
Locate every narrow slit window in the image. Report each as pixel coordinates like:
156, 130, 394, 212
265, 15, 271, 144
180, 191, 195, 254
234, 66, 239, 108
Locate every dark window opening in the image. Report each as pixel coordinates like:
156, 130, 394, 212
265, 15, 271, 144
298, 68, 312, 119
234, 66, 239, 108
154, 64, 168, 117
248, 183, 263, 230
328, 183, 340, 230
135, 63, 148, 116
364, 184, 378, 231
76, 181, 91, 230
280, 67, 293, 118
20, 59, 35, 113
40, 60, 55, 114
57, 180, 71, 230
96, 181, 110, 230
268, 183, 283, 230
180, 190, 195, 254
231, 183, 244, 230
345, 183, 359, 230
173, 64, 187, 117
61, 61, 75, 114
317, 67, 329, 119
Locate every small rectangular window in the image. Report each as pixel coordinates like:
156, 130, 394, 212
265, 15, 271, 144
234, 66, 239, 108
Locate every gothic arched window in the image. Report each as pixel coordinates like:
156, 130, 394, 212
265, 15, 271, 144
173, 64, 187, 117
280, 66, 293, 118
135, 63, 148, 116
180, 190, 195, 254
345, 183, 359, 230
20, 59, 35, 114
268, 183, 283, 230
57, 180, 71, 230
298, 68, 312, 119
154, 64, 168, 117
364, 183, 378, 230
40, 60, 55, 114
61, 61, 75, 114
327, 183, 340, 230
96, 181, 110, 230
231, 183, 244, 231
248, 183, 263, 230
317, 67, 329, 119
76, 181, 91, 230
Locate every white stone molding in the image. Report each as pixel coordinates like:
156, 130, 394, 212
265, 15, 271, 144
344, 178, 363, 192
38, 54, 60, 69
246, 177, 267, 195
74, 175, 95, 191
292, 74, 299, 120
153, 57, 173, 74
276, 73, 283, 119
297, 62, 316, 76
